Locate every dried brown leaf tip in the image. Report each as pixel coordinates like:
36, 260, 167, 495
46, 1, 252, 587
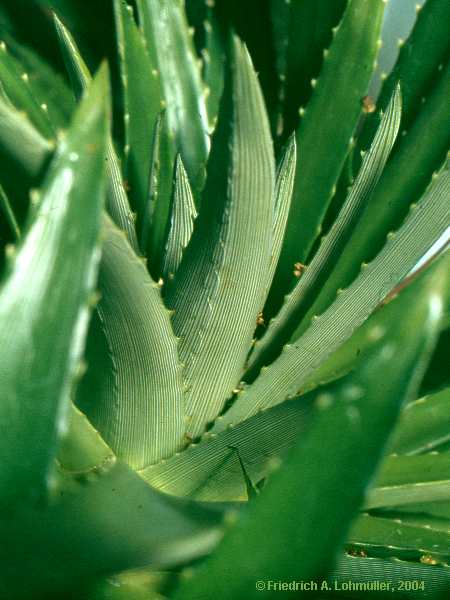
293, 262, 306, 277
361, 95, 376, 113
256, 311, 265, 326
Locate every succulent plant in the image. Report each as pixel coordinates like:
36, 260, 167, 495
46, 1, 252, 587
0, 0, 449, 598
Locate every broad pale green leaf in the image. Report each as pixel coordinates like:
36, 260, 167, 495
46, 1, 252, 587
390, 388, 450, 455
268, 0, 385, 316
77, 216, 185, 470
174, 252, 447, 600
1, 461, 226, 599
0, 38, 55, 138
139, 392, 315, 501
0, 66, 109, 506
217, 163, 450, 429
162, 155, 197, 281
302, 64, 450, 329
135, 0, 209, 195
249, 85, 402, 377
164, 38, 275, 436
54, 13, 139, 252
113, 0, 164, 230
348, 514, 450, 564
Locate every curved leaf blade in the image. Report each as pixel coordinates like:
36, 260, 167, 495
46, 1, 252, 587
249, 85, 402, 376
164, 38, 275, 436
0, 66, 109, 506
77, 216, 186, 469
174, 252, 448, 600
218, 161, 450, 429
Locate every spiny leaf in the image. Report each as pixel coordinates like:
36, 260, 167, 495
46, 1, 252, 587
164, 37, 275, 437
268, 0, 385, 316
217, 162, 450, 429
330, 553, 450, 598
0, 66, 109, 506
1, 33, 75, 129
135, 0, 209, 195
302, 63, 450, 329
174, 252, 447, 600
201, 8, 225, 130
139, 392, 314, 501
1, 461, 226, 598
162, 155, 197, 281
77, 215, 186, 470
267, 133, 296, 290
390, 387, 450, 455
0, 38, 55, 138
358, 0, 450, 154
366, 452, 450, 510
113, 0, 164, 232
348, 514, 450, 564
270, 0, 347, 140
141, 110, 176, 278
249, 85, 402, 377
54, 12, 139, 252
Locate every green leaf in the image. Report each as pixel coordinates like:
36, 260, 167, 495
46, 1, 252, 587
0, 38, 55, 138
77, 215, 186, 470
1, 33, 75, 129
366, 453, 450, 510
420, 326, 450, 396
164, 37, 275, 436
390, 387, 450, 455
217, 163, 450, 428
214, 0, 279, 137
139, 391, 315, 501
54, 12, 139, 252
0, 66, 109, 506
57, 403, 115, 473
1, 461, 226, 599
201, 8, 225, 130
329, 553, 450, 598
0, 95, 53, 181
135, 0, 209, 195
270, 0, 347, 140
113, 0, 164, 232
348, 514, 450, 564
141, 110, 176, 279
303, 63, 450, 327
268, 0, 385, 315
162, 155, 197, 281
248, 85, 402, 377
358, 0, 450, 153
0, 181, 20, 240
174, 252, 447, 600
267, 133, 296, 290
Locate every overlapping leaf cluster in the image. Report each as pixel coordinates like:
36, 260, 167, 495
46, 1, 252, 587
0, 1, 449, 598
